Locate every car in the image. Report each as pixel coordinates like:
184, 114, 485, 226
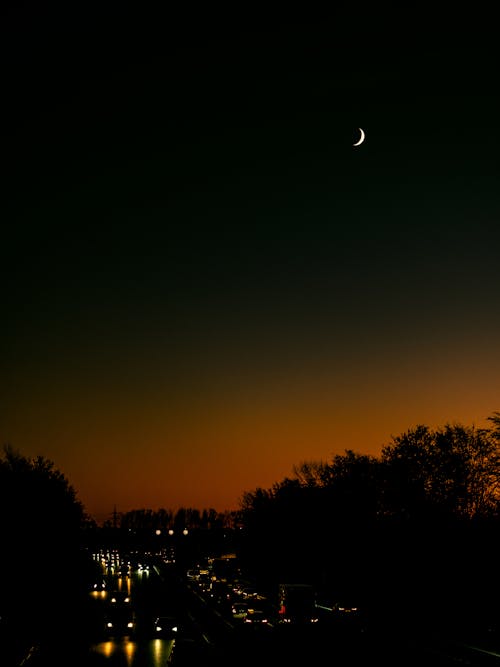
243, 608, 271, 626
337, 604, 359, 614
154, 615, 179, 638
334, 602, 363, 632
241, 587, 258, 598
109, 591, 131, 605
91, 578, 106, 591
104, 610, 136, 637
231, 601, 249, 620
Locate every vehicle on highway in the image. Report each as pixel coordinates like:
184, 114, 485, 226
277, 583, 318, 624
104, 609, 136, 637
333, 601, 364, 633
337, 603, 359, 614
92, 578, 106, 591
154, 615, 179, 638
231, 601, 249, 620
109, 590, 131, 604
241, 587, 260, 599
244, 608, 271, 626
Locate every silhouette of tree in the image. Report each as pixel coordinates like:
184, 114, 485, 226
292, 459, 330, 487
377, 421, 500, 628
0, 446, 88, 653
237, 415, 500, 628
380, 422, 500, 519
487, 411, 500, 441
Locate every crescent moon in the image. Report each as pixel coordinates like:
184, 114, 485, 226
353, 127, 365, 147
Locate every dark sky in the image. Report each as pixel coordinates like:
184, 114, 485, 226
2, 5, 499, 522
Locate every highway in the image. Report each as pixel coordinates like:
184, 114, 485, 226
14, 547, 500, 667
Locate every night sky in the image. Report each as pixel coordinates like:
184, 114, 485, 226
2, 6, 499, 523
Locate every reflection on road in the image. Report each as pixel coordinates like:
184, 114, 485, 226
90, 638, 174, 666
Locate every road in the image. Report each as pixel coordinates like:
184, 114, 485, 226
13, 547, 500, 667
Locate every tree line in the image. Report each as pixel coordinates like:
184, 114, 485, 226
107, 506, 236, 534
237, 413, 500, 630
0, 446, 92, 661
2, 411, 500, 642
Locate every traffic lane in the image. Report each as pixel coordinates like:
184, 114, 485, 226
181, 595, 487, 667
137, 563, 500, 667
24, 563, 184, 666
209, 625, 457, 667
26, 638, 177, 667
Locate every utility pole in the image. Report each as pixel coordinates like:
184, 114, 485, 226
110, 504, 121, 551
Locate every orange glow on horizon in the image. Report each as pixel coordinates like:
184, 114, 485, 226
3, 347, 498, 523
